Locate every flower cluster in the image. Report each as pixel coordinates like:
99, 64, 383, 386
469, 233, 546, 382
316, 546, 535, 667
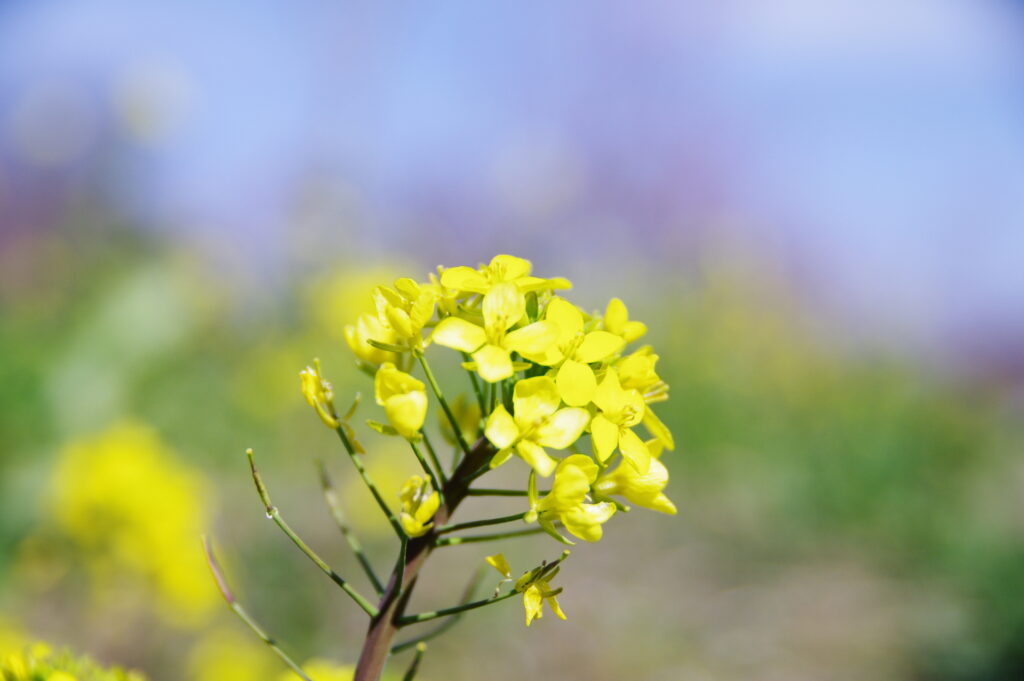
337, 254, 676, 548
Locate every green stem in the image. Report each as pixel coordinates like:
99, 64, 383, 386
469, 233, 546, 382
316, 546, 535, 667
317, 461, 385, 595
203, 537, 315, 681
460, 351, 487, 413
436, 527, 546, 547
419, 430, 447, 485
334, 426, 406, 539
408, 440, 443, 501
391, 568, 484, 653
398, 590, 518, 626
402, 643, 427, 681
466, 488, 548, 497
415, 351, 472, 458
247, 450, 379, 617
434, 512, 527, 535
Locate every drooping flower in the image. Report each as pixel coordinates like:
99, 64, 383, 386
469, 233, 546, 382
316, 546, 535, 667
431, 283, 560, 382
374, 363, 428, 439
398, 475, 440, 537
532, 297, 625, 407
300, 359, 338, 429
590, 367, 652, 473
594, 440, 676, 515
602, 297, 647, 343
440, 254, 572, 296
483, 377, 590, 477
527, 455, 616, 543
513, 552, 570, 627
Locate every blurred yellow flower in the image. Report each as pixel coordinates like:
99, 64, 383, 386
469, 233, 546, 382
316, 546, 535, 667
398, 475, 440, 538
344, 313, 400, 366
1, 642, 146, 681
49, 422, 215, 625
374, 363, 428, 439
484, 377, 589, 477
188, 628, 276, 681
300, 359, 339, 429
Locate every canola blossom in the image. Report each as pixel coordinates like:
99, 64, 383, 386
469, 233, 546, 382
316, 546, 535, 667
1, 643, 146, 681
212, 255, 676, 681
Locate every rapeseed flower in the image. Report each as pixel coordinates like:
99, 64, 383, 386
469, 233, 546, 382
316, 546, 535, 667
590, 367, 652, 473
440, 254, 571, 296
432, 283, 559, 382
526, 455, 616, 543
594, 440, 677, 515
374, 363, 428, 438
484, 377, 589, 476
535, 297, 625, 406
399, 475, 440, 537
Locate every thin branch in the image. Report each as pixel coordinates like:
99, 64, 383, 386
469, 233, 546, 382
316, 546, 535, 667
397, 590, 518, 626
465, 488, 535, 497
247, 449, 378, 617
203, 536, 315, 681
434, 512, 527, 535
317, 460, 385, 595
419, 430, 447, 485
408, 440, 443, 501
415, 351, 472, 458
333, 425, 406, 539
391, 567, 485, 653
436, 527, 546, 547
460, 351, 487, 414
402, 643, 427, 681
394, 534, 409, 599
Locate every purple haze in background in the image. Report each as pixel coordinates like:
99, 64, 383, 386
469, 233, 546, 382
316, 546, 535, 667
0, 0, 1022, 372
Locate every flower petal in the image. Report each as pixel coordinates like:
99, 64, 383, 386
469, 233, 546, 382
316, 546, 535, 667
556, 359, 597, 407
431, 317, 486, 353
576, 331, 625, 364
544, 297, 584, 338
523, 584, 543, 626
512, 376, 561, 424
472, 344, 514, 382
505, 321, 560, 357
482, 282, 525, 334
485, 553, 513, 578
593, 367, 624, 415
384, 391, 428, 439
484, 404, 520, 449
561, 502, 616, 542
604, 298, 629, 335
590, 414, 619, 463
516, 440, 558, 477
643, 406, 675, 450
618, 427, 652, 474
534, 408, 590, 450
440, 266, 489, 293
489, 254, 532, 281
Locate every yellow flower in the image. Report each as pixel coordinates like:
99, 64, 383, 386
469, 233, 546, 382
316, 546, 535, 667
590, 368, 652, 473
512, 552, 570, 627
300, 359, 339, 429
440, 254, 572, 296
535, 297, 625, 407
527, 455, 616, 543
344, 313, 399, 366
431, 283, 559, 382
594, 440, 676, 515
1, 642, 147, 681
616, 347, 674, 450
399, 475, 440, 537
374, 363, 428, 439
602, 297, 647, 343
371, 280, 437, 350
484, 377, 590, 477
485, 553, 513, 579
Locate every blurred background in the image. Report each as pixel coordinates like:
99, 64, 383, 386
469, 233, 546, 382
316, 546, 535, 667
1, 1, 1023, 680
